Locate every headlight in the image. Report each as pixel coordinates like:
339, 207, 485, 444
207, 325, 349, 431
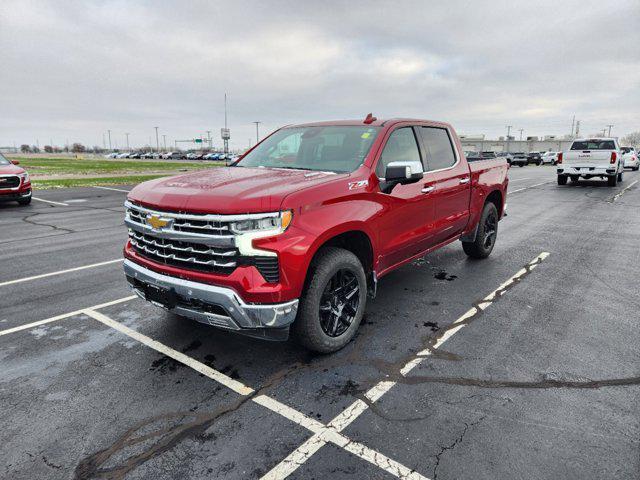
20, 173, 30, 183
230, 210, 293, 234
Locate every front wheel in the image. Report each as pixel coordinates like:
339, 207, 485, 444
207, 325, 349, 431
18, 196, 32, 206
294, 247, 367, 353
462, 202, 498, 259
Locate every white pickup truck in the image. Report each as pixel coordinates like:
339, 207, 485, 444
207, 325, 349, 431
557, 138, 624, 186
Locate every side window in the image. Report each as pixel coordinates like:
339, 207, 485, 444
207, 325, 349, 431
376, 127, 422, 178
420, 127, 457, 171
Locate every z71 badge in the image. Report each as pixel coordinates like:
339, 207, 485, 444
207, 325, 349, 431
348, 180, 368, 190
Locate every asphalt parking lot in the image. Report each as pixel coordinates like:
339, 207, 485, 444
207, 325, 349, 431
1, 166, 639, 479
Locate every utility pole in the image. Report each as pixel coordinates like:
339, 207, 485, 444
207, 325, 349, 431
162, 134, 167, 151
518, 128, 524, 141
206, 130, 211, 149
125, 133, 130, 152
107, 130, 112, 151
505, 125, 512, 153
570, 115, 575, 137
154, 127, 159, 153
606, 124, 614, 137
103, 133, 106, 149
602, 128, 607, 137
253, 121, 262, 144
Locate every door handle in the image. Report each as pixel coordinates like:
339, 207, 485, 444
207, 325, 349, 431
421, 186, 435, 194
459, 177, 470, 184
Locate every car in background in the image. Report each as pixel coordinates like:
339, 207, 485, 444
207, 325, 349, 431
510, 152, 528, 167
116, 152, 130, 159
557, 137, 624, 186
128, 152, 142, 159
496, 152, 514, 165
541, 151, 559, 165
527, 151, 543, 165
621, 147, 639, 170
0, 154, 32, 206
105, 152, 119, 159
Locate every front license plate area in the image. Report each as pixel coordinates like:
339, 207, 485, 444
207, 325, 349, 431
144, 284, 178, 309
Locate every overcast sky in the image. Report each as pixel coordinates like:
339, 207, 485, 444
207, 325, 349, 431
1, 0, 638, 150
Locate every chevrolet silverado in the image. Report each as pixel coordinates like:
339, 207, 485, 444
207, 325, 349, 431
557, 138, 624, 186
123, 116, 509, 352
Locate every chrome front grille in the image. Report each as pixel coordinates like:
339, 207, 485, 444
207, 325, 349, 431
124, 201, 280, 281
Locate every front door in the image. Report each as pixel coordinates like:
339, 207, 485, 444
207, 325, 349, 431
374, 126, 437, 272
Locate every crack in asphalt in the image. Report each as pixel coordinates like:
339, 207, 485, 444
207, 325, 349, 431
432, 415, 486, 480
21, 214, 75, 233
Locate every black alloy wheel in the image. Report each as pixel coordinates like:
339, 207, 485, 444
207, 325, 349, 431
483, 209, 498, 250
319, 268, 360, 337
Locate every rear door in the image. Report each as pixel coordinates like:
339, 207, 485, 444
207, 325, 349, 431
418, 126, 471, 244
374, 126, 437, 271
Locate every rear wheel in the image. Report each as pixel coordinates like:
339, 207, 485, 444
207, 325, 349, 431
617, 170, 623, 182
557, 175, 568, 185
607, 175, 617, 187
294, 247, 367, 353
462, 202, 498, 259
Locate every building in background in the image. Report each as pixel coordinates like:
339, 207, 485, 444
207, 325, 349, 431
460, 135, 580, 153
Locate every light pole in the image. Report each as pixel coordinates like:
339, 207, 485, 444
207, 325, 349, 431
253, 121, 262, 144
125, 133, 130, 152
154, 127, 159, 153
107, 130, 112, 151
518, 129, 524, 141
506, 125, 512, 153
606, 124, 614, 137
162, 134, 167, 152
206, 130, 211, 149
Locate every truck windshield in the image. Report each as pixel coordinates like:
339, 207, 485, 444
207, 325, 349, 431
0, 153, 10, 165
237, 126, 380, 173
571, 140, 616, 150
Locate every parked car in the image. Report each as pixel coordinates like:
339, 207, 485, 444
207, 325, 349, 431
496, 152, 514, 165
128, 152, 142, 159
541, 151, 558, 165
116, 152, 130, 159
510, 152, 528, 167
557, 138, 624, 186
105, 152, 119, 159
0, 154, 32, 206
527, 151, 543, 165
621, 146, 639, 171
122, 116, 509, 352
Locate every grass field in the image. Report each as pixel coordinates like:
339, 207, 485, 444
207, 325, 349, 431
8, 156, 221, 189
9, 156, 221, 175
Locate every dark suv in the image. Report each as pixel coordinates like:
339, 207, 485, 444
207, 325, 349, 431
527, 152, 542, 165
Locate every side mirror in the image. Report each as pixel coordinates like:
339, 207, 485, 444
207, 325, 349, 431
381, 160, 424, 193
11, 160, 20, 165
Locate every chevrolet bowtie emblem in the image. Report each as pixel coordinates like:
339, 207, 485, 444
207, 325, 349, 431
147, 215, 170, 230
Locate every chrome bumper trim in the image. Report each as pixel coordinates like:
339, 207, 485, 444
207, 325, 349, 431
123, 259, 298, 330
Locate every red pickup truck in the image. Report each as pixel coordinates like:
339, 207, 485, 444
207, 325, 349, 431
0, 154, 32, 205
123, 116, 508, 352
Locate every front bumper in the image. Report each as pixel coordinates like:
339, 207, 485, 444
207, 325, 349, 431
0, 188, 31, 202
124, 259, 299, 340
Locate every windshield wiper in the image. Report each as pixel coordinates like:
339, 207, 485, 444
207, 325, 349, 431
270, 166, 315, 171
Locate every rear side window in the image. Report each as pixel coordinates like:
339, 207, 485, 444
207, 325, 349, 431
420, 127, 457, 171
571, 140, 616, 150
376, 127, 422, 177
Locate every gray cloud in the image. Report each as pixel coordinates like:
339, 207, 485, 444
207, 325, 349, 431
1, 0, 638, 149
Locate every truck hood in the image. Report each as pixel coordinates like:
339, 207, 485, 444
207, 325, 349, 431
0, 164, 25, 175
127, 166, 345, 214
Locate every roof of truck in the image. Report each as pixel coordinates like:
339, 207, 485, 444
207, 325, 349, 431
288, 117, 450, 128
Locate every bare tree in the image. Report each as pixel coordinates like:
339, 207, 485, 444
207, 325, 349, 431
620, 131, 640, 148
44, 145, 53, 153
20, 144, 31, 153
71, 143, 86, 153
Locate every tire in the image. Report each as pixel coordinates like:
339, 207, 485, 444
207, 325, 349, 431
18, 196, 32, 206
617, 170, 623, 182
557, 175, 568, 185
294, 247, 367, 353
462, 202, 498, 259
519, 163, 525, 168
607, 175, 617, 187
634, 166, 639, 171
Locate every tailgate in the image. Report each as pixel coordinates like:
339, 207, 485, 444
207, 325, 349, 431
564, 151, 611, 166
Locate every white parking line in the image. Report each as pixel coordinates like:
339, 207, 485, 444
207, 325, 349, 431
0, 259, 122, 287
81, 308, 427, 479
83, 309, 254, 395
31, 197, 69, 206
612, 180, 638, 202
92, 186, 131, 193
509, 181, 553, 194
507, 177, 531, 183
262, 252, 550, 479
0, 295, 136, 337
